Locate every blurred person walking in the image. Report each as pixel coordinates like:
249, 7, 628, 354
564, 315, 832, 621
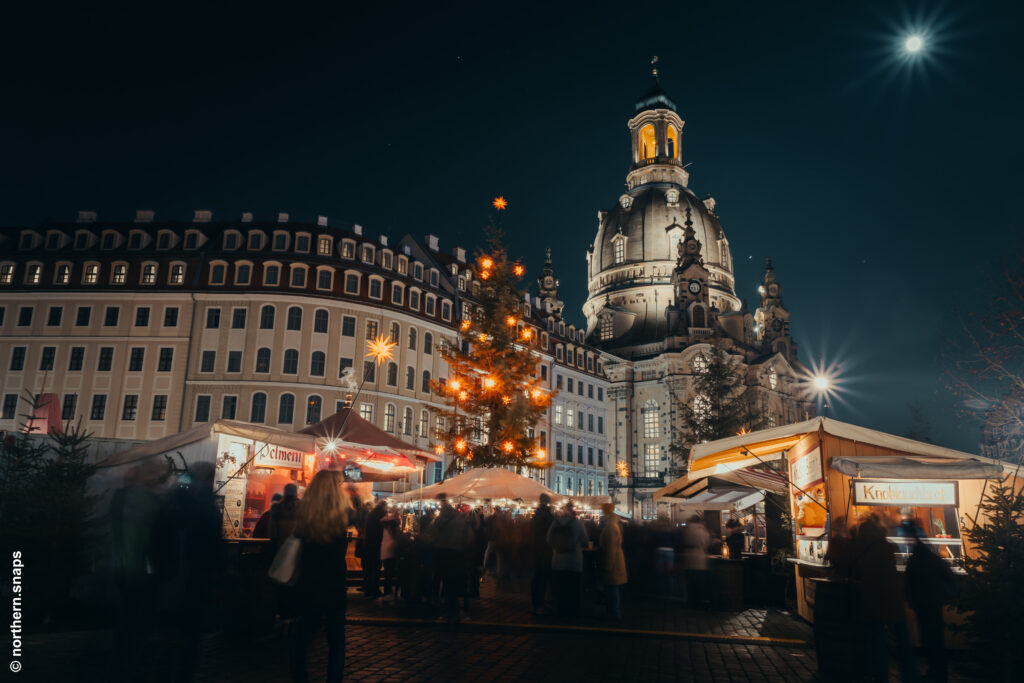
853, 516, 919, 683
547, 502, 588, 617
253, 493, 283, 539
289, 470, 352, 683
530, 494, 555, 614
270, 484, 299, 549
361, 500, 387, 598
905, 537, 955, 683
430, 493, 471, 621
599, 503, 627, 620
681, 515, 711, 609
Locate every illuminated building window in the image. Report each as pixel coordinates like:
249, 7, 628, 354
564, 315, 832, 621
360, 403, 373, 423
642, 400, 659, 438
84, 264, 99, 284
692, 353, 708, 374
600, 316, 613, 341
384, 403, 396, 432
644, 444, 660, 477
639, 124, 657, 160
667, 125, 679, 159
613, 237, 625, 265
768, 367, 778, 390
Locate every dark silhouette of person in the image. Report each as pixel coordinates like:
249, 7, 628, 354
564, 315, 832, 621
290, 470, 352, 683
429, 493, 471, 621
361, 499, 387, 598
253, 493, 283, 539
852, 516, 919, 683
269, 484, 299, 549
530, 494, 555, 614
906, 538, 955, 683
725, 518, 745, 559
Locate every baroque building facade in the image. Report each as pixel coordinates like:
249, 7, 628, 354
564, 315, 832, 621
583, 72, 812, 518
0, 212, 608, 490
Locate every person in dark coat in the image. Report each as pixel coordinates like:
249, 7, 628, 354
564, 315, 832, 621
429, 493, 471, 621
290, 470, 352, 683
905, 539, 955, 683
853, 516, 918, 683
530, 494, 555, 614
725, 519, 746, 559
270, 484, 299, 548
361, 499, 387, 598
253, 493, 283, 539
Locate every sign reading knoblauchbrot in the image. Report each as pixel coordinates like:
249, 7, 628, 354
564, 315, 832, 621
853, 480, 958, 507
254, 444, 306, 469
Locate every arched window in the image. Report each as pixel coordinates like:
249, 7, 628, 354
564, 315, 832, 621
286, 306, 302, 330
642, 400, 660, 438
408, 328, 417, 350
692, 353, 709, 374
260, 305, 275, 329
424, 332, 433, 355
386, 362, 398, 386
283, 349, 298, 374
313, 309, 329, 333
666, 125, 679, 159
692, 305, 706, 328
389, 322, 400, 343
405, 366, 415, 390
421, 370, 431, 393
255, 348, 271, 373
54, 263, 71, 284
638, 124, 657, 160
278, 394, 295, 424
403, 407, 413, 435
613, 237, 625, 264
384, 404, 396, 432
306, 395, 322, 425
310, 351, 325, 376
250, 392, 267, 423
419, 410, 429, 437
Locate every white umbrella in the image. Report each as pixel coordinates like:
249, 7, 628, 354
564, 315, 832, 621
388, 467, 562, 505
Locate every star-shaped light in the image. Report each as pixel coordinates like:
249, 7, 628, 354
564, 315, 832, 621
492, 197, 508, 211
513, 264, 524, 277
365, 335, 397, 363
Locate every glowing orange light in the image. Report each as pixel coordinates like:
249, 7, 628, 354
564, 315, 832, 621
521, 328, 533, 340
433, 444, 444, 455
458, 390, 468, 402
502, 441, 514, 453
736, 427, 751, 436
506, 316, 517, 327
616, 460, 630, 477
501, 395, 512, 405
481, 257, 494, 269
480, 270, 490, 280
530, 388, 542, 400
455, 439, 467, 453
483, 377, 497, 390
535, 449, 546, 460
492, 197, 508, 211
365, 335, 397, 363
513, 264, 524, 276
449, 379, 461, 391
460, 320, 472, 332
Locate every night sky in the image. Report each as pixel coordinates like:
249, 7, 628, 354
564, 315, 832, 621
2, 1, 1021, 452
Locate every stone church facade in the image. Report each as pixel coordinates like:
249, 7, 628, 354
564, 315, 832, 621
582, 70, 814, 518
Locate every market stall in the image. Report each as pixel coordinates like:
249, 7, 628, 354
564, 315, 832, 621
388, 467, 559, 507
660, 416, 1013, 623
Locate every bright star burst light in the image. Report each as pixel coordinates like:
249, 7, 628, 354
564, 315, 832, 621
365, 335, 397, 363
492, 196, 508, 211
800, 356, 846, 416
904, 34, 924, 53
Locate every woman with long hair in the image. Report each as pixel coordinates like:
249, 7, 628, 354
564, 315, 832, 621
290, 469, 352, 683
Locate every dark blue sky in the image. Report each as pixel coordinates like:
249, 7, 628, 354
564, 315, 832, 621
2, 1, 1021, 452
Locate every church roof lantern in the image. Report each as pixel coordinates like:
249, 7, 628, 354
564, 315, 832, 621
635, 56, 677, 113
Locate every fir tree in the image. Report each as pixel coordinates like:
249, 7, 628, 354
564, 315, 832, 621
957, 471, 1024, 680
679, 337, 759, 447
431, 230, 553, 472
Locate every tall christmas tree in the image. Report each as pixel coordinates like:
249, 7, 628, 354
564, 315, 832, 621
431, 226, 552, 472
679, 336, 759, 446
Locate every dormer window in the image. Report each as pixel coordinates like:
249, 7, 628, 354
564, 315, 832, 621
129, 233, 143, 249
429, 269, 439, 287
55, 264, 71, 284
382, 251, 393, 270
46, 232, 62, 249
236, 263, 252, 285
101, 232, 117, 249
0, 264, 14, 284
397, 256, 408, 275
248, 232, 263, 250
409, 289, 420, 310
368, 277, 383, 299
141, 263, 157, 285
341, 240, 355, 259
413, 262, 423, 280
295, 234, 311, 253
26, 264, 42, 284
290, 265, 307, 288
169, 263, 185, 284
210, 263, 226, 285
76, 232, 93, 250
112, 264, 128, 284
224, 232, 239, 250
156, 232, 171, 249
317, 236, 332, 255
391, 283, 404, 305
361, 244, 375, 263
184, 231, 199, 249
612, 234, 626, 264
458, 277, 466, 291
272, 232, 288, 250
19, 233, 36, 249
83, 264, 99, 284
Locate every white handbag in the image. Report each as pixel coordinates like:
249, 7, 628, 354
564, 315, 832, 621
268, 536, 302, 587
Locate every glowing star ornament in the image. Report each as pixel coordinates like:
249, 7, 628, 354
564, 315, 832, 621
365, 335, 397, 363
449, 379, 461, 391
492, 197, 508, 211
480, 257, 494, 270
433, 444, 444, 455
521, 328, 533, 340
482, 376, 497, 390
460, 320, 472, 332
513, 264, 525, 277
455, 439, 467, 453
506, 315, 517, 327
501, 395, 512, 406
502, 441, 514, 453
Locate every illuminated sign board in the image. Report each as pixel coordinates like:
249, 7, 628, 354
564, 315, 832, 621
254, 444, 306, 470
853, 480, 959, 507
790, 447, 823, 489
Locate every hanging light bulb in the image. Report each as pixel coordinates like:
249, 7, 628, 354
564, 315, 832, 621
506, 315, 517, 327
502, 441, 514, 453
449, 379, 461, 391
483, 376, 497, 390
521, 328, 533, 340
455, 439, 467, 453
481, 257, 494, 270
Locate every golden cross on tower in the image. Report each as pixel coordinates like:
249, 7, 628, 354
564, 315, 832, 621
651, 55, 659, 78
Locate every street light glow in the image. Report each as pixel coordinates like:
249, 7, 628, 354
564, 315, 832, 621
813, 375, 830, 391
904, 34, 924, 53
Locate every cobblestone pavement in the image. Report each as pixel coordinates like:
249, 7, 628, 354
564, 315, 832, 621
19, 580, 989, 682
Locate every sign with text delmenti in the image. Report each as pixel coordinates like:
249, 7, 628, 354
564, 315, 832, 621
254, 444, 306, 470
853, 480, 959, 507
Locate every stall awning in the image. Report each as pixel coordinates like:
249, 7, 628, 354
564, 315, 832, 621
831, 456, 1005, 480
660, 487, 765, 511
300, 408, 440, 462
